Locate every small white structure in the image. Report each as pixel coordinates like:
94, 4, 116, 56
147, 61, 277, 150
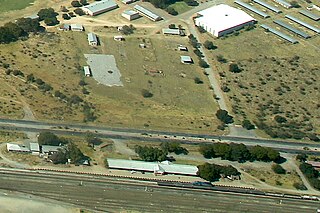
70, 24, 84, 31
134, 5, 162, 22
83, 66, 91, 76
88, 32, 98, 46
162, 28, 181, 35
195, 4, 256, 37
6, 143, 30, 152
122, 10, 141, 21
114, 35, 124, 41
178, 45, 188, 51
180, 56, 193, 64
82, 0, 118, 16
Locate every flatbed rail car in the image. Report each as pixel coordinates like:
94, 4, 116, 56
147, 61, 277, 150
157, 181, 264, 195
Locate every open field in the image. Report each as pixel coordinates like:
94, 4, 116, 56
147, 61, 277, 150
198, 1, 320, 139
0, 0, 35, 13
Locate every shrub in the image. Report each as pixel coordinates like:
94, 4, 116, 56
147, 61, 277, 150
199, 59, 209, 68
142, 89, 153, 98
203, 40, 217, 50
216, 55, 227, 63
293, 182, 307, 190
242, 120, 255, 130
194, 77, 203, 84
229, 63, 241, 73
272, 163, 286, 174
216, 109, 234, 124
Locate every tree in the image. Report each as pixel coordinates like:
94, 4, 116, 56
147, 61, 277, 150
135, 145, 167, 162
228, 143, 250, 162
213, 143, 231, 159
299, 163, 318, 179
85, 132, 102, 147
69, 94, 83, 104
44, 17, 59, 26
229, 63, 241, 73
216, 109, 234, 124
194, 77, 204, 84
203, 40, 216, 50
290, 1, 300, 8
296, 154, 307, 162
38, 132, 65, 146
242, 120, 255, 130
26, 74, 35, 82
142, 89, 153, 98
166, 7, 178, 16
199, 145, 215, 158
168, 24, 176, 29
74, 8, 85, 16
197, 163, 240, 182
216, 55, 227, 63
272, 163, 286, 174
80, 0, 88, 5
16, 18, 42, 33
37, 8, 58, 21
121, 25, 135, 35
199, 59, 209, 68
71, 0, 82, 7
160, 142, 188, 155
67, 142, 86, 164
293, 182, 307, 190
49, 149, 68, 164
274, 115, 287, 123
62, 13, 71, 20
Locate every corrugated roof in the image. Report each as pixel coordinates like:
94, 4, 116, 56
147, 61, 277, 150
88, 32, 98, 43
6, 143, 30, 152
252, 0, 282, 13
285, 15, 320, 33
273, 0, 292, 8
83, 0, 118, 13
134, 5, 162, 21
30, 142, 40, 152
122, 10, 139, 16
299, 10, 320, 21
274, 20, 311, 38
235, 0, 270, 18
261, 24, 299, 43
83, 66, 91, 76
180, 56, 192, 61
162, 28, 180, 35
41, 145, 61, 153
107, 158, 198, 175
70, 24, 83, 30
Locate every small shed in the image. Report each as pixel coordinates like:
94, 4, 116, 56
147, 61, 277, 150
162, 28, 181, 35
58, 24, 71, 31
180, 56, 193, 64
29, 142, 40, 155
88, 32, 98, 46
41, 145, 61, 154
178, 45, 188, 51
71, 24, 84, 31
83, 66, 91, 76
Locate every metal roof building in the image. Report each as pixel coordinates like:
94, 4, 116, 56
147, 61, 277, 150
121, 10, 141, 21
70, 24, 84, 31
82, 0, 118, 16
285, 15, 320, 33
162, 28, 181, 35
272, 0, 292, 8
195, 4, 256, 37
41, 145, 62, 154
83, 66, 91, 77
29, 142, 40, 152
299, 10, 320, 21
134, 5, 162, 22
234, 0, 270, 18
121, 0, 137, 4
261, 24, 298, 43
252, 0, 282, 13
6, 143, 30, 152
88, 32, 98, 46
181, 56, 193, 64
107, 159, 198, 176
274, 20, 311, 38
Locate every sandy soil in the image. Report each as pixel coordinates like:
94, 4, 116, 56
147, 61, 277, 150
0, 190, 80, 213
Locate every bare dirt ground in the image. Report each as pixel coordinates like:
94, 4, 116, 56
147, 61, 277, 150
0, 190, 79, 213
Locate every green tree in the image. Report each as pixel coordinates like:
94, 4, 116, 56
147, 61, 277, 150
85, 132, 102, 147
199, 59, 209, 68
135, 145, 167, 162
38, 132, 64, 146
71, 0, 82, 7
44, 17, 59, 26
16, 18, 41, 33
242, 120, 255, 130
199, 145, 215, 159
166, 7, 178, 15
49, 149, 68, 164
37, 8, 58, 21
229, 63, 241, 73
67, 142, 85, 164
160, 142, 188, 155
216, 109, 234, 124
203, 40, 217, 50
272, 163, 286, 174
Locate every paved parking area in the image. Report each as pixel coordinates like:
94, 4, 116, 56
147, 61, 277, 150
84, 54, 123, 87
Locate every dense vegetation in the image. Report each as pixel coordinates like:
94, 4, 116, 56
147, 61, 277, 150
135, 142, 188, 161
197, 163, 240, 181
38, 132, 68, 146
299, 163, 320, 190
199, 143, 280, 162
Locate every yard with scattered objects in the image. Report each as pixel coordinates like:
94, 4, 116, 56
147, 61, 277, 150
0, 27, 221, 133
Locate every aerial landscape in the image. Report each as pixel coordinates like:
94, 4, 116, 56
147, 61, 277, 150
0, 0, 319, 212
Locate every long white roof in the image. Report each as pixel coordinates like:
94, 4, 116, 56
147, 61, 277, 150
107, 158, 198, 175
196, 4, 255, 33
83, 0, 118, 13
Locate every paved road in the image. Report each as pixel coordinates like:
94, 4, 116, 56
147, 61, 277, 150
0, 169, 318, 212
0, 118, 319, 155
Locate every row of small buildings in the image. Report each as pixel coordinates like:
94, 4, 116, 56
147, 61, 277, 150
6, 142, 61, 155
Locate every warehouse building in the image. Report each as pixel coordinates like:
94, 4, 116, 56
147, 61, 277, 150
82, 0, 118, 16
272, 0, 292, 8
261, 24, 298, 44
107, 159, 198, 176
70, 24, 84, 31
195, 4, 256, 37
234, 0, 270, 18
134, 5, 162, 21
299, 10, 320, 21
122, 10, 141, 21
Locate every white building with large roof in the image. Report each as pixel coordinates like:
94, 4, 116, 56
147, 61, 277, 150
195, 4, 256, 37
82, 0, 118, 16
107, 158, 198, 176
